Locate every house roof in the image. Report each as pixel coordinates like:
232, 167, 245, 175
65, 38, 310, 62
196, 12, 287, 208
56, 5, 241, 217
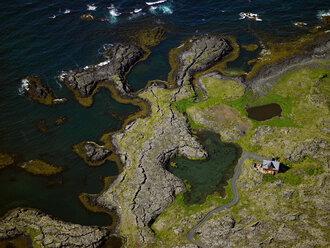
262, 158, 280, 171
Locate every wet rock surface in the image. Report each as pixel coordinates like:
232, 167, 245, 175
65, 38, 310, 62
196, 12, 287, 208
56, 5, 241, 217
60, 44, 146, 98
20, 76, 67, 105
172, 35, 232, 88
0, 209, 109, 248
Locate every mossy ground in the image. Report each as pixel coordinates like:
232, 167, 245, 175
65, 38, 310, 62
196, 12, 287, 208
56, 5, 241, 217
152, 64, 329, 246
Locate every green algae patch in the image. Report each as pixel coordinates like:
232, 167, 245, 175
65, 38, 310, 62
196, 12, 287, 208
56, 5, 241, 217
128, 26, 166, 48
36, 119, 50, 134
19, 159, 64, 176
0, 235, 32, 248
0, 153, 14, 169
242, 44, 258, 52
54, 116, 67, 126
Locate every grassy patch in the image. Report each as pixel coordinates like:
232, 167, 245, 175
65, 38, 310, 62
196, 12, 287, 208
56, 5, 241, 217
278, 173, 302, 185
263, 174, 279, 183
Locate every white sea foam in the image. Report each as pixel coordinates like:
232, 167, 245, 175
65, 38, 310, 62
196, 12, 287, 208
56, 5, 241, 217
239, 12, 262, 21
293, 22, 307, 27
49, 15, 57, 19
134, 8, 142, 13
149, 6, 158, 14
97, 60, 111, 67
18, 78, 29, 95
87, 4, 97, 11
146, 0, 167, 6
63, 9, 71, 14
109, 5, 121, 17
317, 10, 330, 19
59, 72, 67, 81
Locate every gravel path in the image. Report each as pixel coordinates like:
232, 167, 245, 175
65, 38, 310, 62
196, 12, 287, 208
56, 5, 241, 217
186, 152, 266, 247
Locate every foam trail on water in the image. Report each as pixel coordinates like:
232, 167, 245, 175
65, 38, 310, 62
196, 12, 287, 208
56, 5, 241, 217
146, 0, 167, 6
87, 4, 97, 11
63, 9, 71, 14
158, 5, 173, 14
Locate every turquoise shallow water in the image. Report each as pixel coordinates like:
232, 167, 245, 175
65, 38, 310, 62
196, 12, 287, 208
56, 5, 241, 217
0, 0, 329, 227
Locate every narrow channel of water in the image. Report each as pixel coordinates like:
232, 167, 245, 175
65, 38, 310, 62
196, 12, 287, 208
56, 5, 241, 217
166, 131, 241, 205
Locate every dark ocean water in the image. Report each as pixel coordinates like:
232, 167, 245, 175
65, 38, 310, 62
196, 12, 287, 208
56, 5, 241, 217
0, 0, 329, 226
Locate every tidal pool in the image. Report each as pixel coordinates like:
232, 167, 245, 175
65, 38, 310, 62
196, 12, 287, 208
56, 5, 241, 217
246, 103, 282, 121
166, 131, 241, 205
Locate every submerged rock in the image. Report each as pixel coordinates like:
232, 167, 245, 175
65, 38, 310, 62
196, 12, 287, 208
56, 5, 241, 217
0, 209, 109, 248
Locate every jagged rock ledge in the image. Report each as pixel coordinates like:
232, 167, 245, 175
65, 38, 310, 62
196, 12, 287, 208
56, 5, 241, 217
59, 43, 147, 106
0, 208, 109, 248
246, 32, 330, 94
20, 76, 67, 105
73, 141, 112, 166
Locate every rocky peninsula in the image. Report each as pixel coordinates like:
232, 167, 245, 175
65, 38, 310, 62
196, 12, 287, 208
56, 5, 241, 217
1, 30, 329, 248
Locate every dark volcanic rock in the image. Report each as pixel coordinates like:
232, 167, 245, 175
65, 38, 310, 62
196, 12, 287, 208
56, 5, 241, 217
20, 76, 67, 105
60, 44, 146, 97
0, 209, 109, 248
172, 35, 232, 87
83, 142, 111, 163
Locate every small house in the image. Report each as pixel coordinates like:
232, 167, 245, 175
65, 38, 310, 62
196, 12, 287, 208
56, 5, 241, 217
254, 158, 280, 175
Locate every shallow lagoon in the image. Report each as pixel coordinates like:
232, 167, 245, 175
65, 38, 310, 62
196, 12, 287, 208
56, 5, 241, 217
166, 131, 241, 205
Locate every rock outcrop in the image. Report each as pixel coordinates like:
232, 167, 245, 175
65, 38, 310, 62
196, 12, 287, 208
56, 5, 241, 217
60, 44, 146, 98
0, 209, 109, 248
73, 141, 112, 166
96, 84, 207, 244
247, 33, 330, 94
83, 142, 112, 163
20, 76, 66, 105
172, 35, 232, 88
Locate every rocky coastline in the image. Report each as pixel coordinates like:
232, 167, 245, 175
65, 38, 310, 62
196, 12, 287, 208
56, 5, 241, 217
0, 208, 109, 248
1, 31, 329, 248
20, 76, 67, 105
